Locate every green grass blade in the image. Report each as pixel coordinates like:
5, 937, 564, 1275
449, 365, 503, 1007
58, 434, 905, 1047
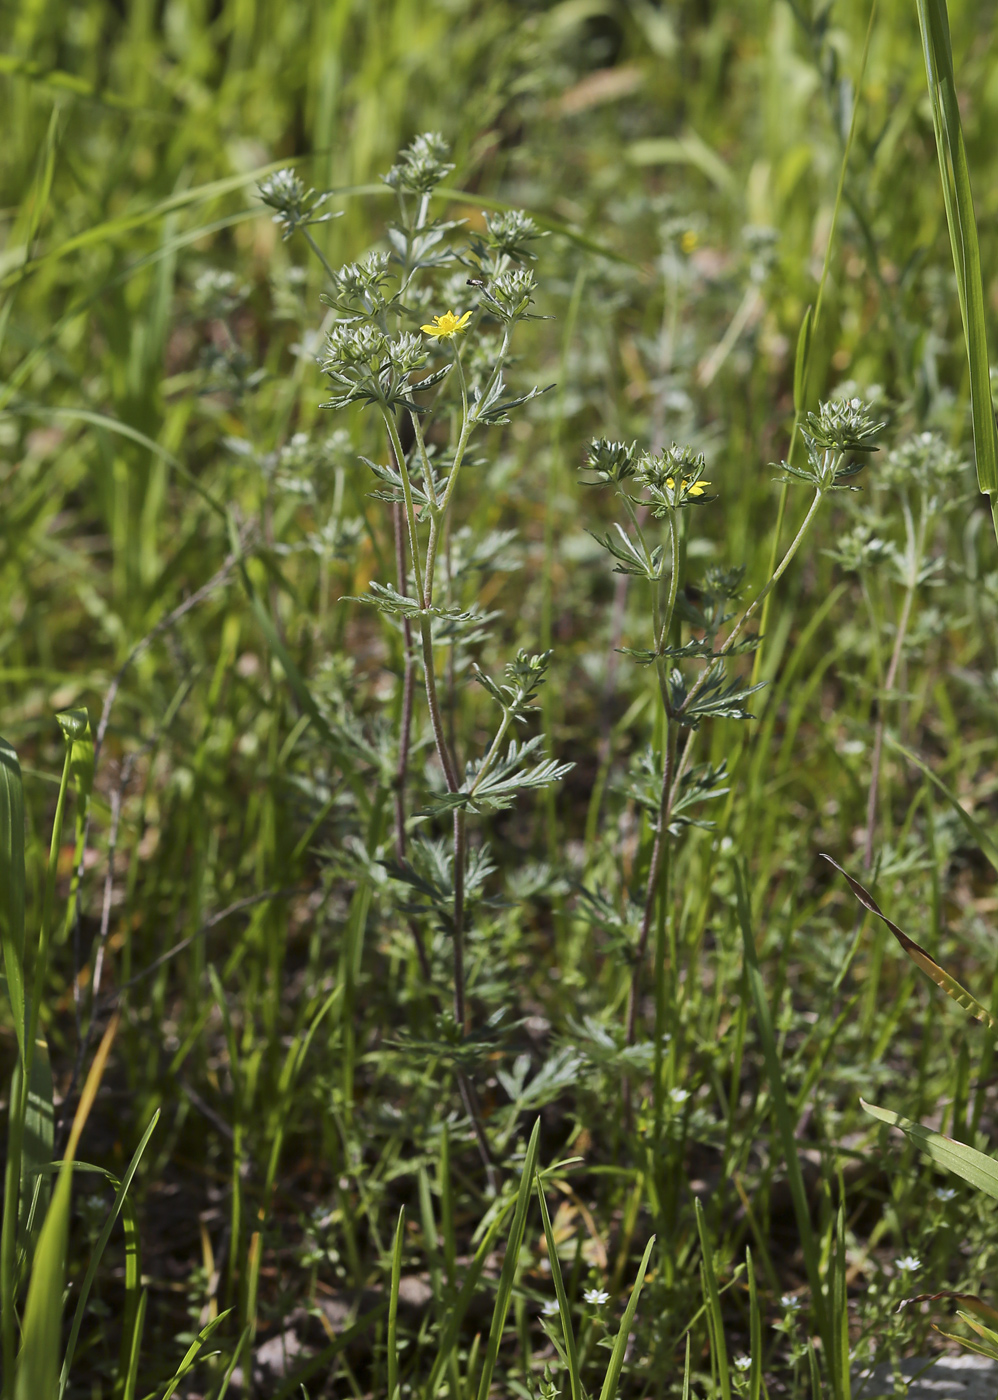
15, 1017, 117, 1400
793, 306, 813, 417
747, 1247, 761, 1400
536, 1183, 581, 1400
154, 1310, 234, 1400
422, 1194, 519, 1399
696, 1203, 730, 1400
862, 1099, 998, 1198
59, 1111, 160, 1395
736, 863, 826, 1341
19, 1032, 53, 1257
823, 854, 993, 1026
915, 0, 998, 502
885, 735, 998, 872
474, 1120, 541, 1400
387, 1206, 404, 1400
598, 1234, 655, 1400
0, 739, 25, 1059
118, 1289, 146, 1400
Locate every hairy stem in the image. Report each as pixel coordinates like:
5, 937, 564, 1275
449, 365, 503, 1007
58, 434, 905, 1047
381, 408, 426, 606
864, 501, 925, 868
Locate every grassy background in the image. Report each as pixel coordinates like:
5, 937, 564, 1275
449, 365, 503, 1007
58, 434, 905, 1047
5, 0, 998, 1395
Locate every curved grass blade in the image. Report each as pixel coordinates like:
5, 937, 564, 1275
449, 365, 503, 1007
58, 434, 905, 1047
0, 55, 176, 120
59, 1110, 160, 1395
696, 1202, 729, 1400
915, 0, 998, 509
735, 863, 825, 1340
474, 1120, 541, 1400
599, 1235, 655, 1400
822, 854, 993, 1026
387, 1207, 404, 1400
15, 1016, 118, 1400
536, 1182, 581, 1400
862, 1099, 998, 1199
152, 1309, 234, 1400
0, 738, 25, 1058
421, 1190, 519, 1399
19, 1033, 53, 1257
885, 735, 998, 873
119, 1288, 146, 1400
900, 1292, 998, 1326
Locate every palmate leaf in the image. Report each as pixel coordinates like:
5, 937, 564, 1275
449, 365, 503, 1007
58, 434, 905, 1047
469, 373, 552, 425
671, 666, 766, 727
361, 455, 445, 508
823, 854, 994, 1027
619, 635, 759, 664
575, 886, 644, 962
426, 737, 573, 815
618, 751, 728, 834
354, 581, 484, 631
591, 524, 663, 580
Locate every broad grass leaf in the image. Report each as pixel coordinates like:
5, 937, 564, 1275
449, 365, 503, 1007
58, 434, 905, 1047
822, 855, 993, 1026
19, 1034, 53, 1255
16, 1017, 118, 1400
901, 1292, 998, 1327
862, 1099, 998, 1200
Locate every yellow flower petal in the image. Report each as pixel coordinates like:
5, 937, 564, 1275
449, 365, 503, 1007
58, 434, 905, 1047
420, 310, 471, 340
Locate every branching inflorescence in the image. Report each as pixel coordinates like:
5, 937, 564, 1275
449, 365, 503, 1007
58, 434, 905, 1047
260, 138, 571, 1189
583, 394, 883, 1111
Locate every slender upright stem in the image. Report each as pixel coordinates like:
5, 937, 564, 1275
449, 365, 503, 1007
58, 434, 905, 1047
452, 809, 467, 1030
381, 408, 426, 607
864, 501, 926, 868
680, 488, 824, 721
301, 227, 339, 286
419, 617, 460, 795
626, 723, 679, 1050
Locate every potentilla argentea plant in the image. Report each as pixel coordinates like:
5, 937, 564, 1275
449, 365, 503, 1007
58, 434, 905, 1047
581, 394, 883, 1117
259, 137, 571, 1187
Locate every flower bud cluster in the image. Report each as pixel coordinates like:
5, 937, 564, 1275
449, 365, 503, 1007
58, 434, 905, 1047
479, 269, 537, 325
637, 444, 713, 512
382, 132, 454, 195
583, 438, 639, 485
258, 168, 335, 240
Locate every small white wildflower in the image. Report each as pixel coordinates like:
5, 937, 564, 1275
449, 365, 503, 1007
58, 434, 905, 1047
583, 1288, 610, 1306
541, 1299, 560, 1316
734, 1356, 752, 1372
669, 1088, 690, 1105
935, 1187, 956, 1202
895, 1255, 920, 1272
780, 1294, 800, 1310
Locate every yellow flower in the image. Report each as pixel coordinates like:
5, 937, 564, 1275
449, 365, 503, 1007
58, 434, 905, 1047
420, 310, 472, 339
681, 230, 698, 253
686, 480, 711, 497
